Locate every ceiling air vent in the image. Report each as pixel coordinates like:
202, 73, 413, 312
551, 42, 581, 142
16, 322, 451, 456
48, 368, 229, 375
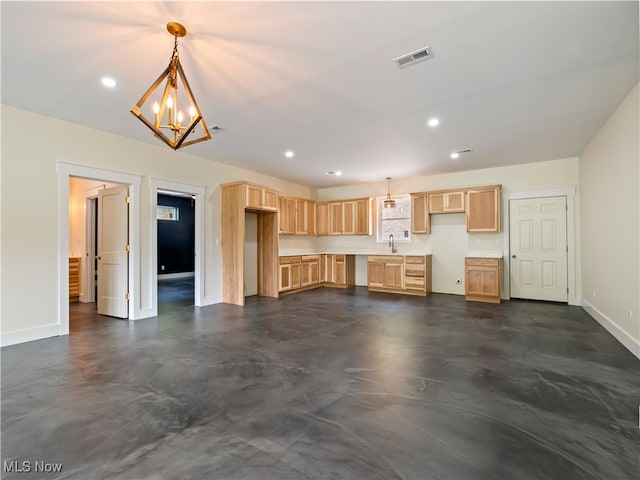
394, 46, 433, 69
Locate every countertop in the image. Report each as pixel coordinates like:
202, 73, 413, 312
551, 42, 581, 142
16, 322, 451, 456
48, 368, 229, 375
465, 251, 503, 259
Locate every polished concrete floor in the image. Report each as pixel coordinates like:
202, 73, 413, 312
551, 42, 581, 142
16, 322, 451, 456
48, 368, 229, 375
2, 284, 638, 480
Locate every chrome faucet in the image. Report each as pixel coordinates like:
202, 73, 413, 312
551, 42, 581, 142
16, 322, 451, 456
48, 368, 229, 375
388, 234, 397, 253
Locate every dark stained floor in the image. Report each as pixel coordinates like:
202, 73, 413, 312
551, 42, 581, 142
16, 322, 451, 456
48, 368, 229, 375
1, 284, 638, 480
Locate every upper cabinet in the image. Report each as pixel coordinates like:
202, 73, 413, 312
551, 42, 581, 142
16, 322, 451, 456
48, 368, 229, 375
429, 190, 465, 214
411, 193, 430, 234
295, 198, 316, 235
412, 185, 501, 234
245, 183, 278, 211
279, 195, 316, 235
326, 198, 374, 236
278, 196, 295, 234
466, 186, 501, 232
316, 202, 329, 235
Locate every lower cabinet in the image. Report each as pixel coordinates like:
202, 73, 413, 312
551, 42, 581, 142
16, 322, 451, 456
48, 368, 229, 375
322, 254, 355, 288
367, 255, 432, 296
280, 254, 355, 295
465, 257, 502, 303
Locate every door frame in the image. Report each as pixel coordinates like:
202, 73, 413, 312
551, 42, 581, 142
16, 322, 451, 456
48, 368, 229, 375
502, 187, 578, 305
58, 162, 142, 335
149, 178, 205, 314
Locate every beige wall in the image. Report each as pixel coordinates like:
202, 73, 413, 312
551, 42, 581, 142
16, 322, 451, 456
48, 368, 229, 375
316, 157, 581, 295
580, 83, 639, 353
0, 105, 315, 339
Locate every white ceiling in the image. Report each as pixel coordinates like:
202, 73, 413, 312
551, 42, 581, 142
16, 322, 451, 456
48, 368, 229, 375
2, 1, 638, 187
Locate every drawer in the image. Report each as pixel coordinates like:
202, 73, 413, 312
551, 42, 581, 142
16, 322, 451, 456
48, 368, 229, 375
466, 257, 500, 267
404, 277, 425, 289
301, 255, 320, 262
334, 254, 345, 262
405, 256, 425, 264
280, 256, 301, 265
368, 255, 402, 264
405, 265, 425, 277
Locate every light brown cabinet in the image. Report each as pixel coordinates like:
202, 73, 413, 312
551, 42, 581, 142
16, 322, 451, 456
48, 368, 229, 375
280, 255, 321, 293
278, 195, 316, 235
355, 198, 374, 235
367, 255, 431, 296
316, 203, 329, 235
279, 196, 295, 234
325, 198, 373, 236
69, 257, 81, 302
221, 181, 279, 306
429, 190, 465, 214
322, 254, 355, 288
465, 257, 502, 303
466, 186, 501, 232
411, 193, 430, 234
246, 183, 278, 211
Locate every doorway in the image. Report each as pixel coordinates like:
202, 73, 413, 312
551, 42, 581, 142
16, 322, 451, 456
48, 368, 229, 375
157, 190, 196, 310
244, 212, 258, 297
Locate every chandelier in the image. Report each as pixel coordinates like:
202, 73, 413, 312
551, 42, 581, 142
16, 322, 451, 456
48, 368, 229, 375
384, 177, 396, 208
130, 22, 211, 150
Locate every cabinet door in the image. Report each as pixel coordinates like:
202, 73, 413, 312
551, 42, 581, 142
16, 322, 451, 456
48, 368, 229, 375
246, 184, 263, 209
367, 261, 385, 287
445, 191, 465, 212
280, 264, 291, 291
411, 194, 429, 234
429, 193, 444, 213
334, 255, 346, 285
384, 262, 404, 289
466, 265, 499, 297
323, 254, 335, 283
355, 199, 371, 235
306, 201, 316, 235
342, 201, 356, 235
466, 188, 500, 232
301, 262, 312, 286
263, 189, 278, 210
295, 199, 307, 235
310, 261, 320, 284
290, 263, 301, 289
329, 203, 343, 235
279, 197, 295, 234
316, 203, 329, 236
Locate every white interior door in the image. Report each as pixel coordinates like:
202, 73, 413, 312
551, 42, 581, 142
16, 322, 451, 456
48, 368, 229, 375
97, 185, 129, 317
510, 197, 567, 302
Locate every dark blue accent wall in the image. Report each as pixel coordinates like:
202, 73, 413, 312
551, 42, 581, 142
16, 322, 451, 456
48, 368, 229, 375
157, 194, 194, 274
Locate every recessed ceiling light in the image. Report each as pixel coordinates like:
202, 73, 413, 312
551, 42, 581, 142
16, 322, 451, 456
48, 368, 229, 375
101, 77, 116, 88
334, 171, 342, 176
323, 171, 342, 176
450, 148, 472, 159
427, 117, 440, 127
285, 150, 295, 158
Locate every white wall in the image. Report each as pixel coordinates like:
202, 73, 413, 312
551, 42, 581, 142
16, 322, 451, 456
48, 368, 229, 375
0, 105, 315, 342
316, 157, 581, 294
580, 83, 639, 356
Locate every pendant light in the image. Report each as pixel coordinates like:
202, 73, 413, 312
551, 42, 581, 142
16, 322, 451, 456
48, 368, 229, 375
384, 177, 396, 208
130, 22, 211, 150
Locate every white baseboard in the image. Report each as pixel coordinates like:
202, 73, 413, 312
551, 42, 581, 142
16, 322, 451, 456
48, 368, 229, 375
582, 300, 640, 359
1, 324, 62, 347
158, 272, 195, 280
200, 295, 222, 307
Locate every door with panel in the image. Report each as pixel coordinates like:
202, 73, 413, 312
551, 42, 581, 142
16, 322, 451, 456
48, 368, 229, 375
509, 197, 567, 302
97, 185, 129, 318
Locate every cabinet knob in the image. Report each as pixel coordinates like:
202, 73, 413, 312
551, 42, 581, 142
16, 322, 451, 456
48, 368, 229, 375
96, 255, 101, 260
512, 254, 516, 258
